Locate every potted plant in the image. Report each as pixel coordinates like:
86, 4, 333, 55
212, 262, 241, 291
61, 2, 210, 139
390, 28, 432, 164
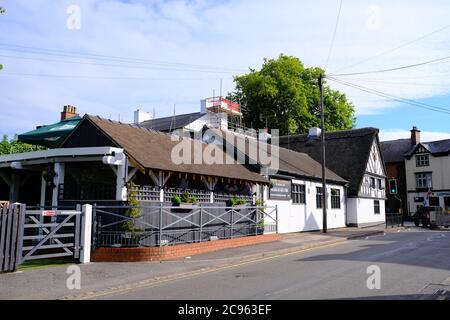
255, 199, 266, 235
227, 196, 248, 209
122, 181, 142, 243
173, 192, 199, 209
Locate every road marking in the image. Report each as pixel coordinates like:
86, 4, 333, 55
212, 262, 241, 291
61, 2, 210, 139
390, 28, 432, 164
62, 241, 346, 300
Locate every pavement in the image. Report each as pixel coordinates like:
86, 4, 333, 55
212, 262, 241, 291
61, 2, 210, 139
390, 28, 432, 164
0, 224, 401, 300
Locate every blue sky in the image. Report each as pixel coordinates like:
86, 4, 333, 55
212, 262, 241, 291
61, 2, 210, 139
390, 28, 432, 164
1, 0, 450, 142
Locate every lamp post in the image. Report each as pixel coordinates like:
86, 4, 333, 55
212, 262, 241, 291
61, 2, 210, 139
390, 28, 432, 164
319, 74, 328, 233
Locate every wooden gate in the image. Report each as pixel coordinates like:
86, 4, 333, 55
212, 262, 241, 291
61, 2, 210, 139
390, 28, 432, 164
21, 209, 82, 265
0, 204, 25, 272
1, 205, 83, 273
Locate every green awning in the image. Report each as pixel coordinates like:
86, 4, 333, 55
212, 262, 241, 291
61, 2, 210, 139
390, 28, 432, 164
18, 116, 81, 148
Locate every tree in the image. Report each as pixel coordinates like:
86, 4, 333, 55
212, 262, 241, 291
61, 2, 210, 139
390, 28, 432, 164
229, 55, 356, 135
0, 135, 44, 155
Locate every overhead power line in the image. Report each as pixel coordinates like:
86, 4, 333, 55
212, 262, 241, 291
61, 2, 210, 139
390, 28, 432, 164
333, 22, 450, 73
0, 72, 231, 81
329, 53, 450, 77
0, 43, 245, 72
326, 76, 450, 115
0, 53, 243, 74
325, 0, 343, 69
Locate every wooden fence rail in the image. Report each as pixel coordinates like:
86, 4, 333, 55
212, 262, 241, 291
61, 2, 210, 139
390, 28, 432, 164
0, 204, 25, 273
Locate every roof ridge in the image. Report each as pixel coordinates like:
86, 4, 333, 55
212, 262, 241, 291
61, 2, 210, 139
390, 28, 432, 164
140, 111, 202, 124
281, 127, 379, 140
423, 138, 450, 144
86, 114, 210, 145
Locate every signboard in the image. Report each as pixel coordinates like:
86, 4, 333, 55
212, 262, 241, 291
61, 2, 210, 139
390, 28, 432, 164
269, 179, 292, 201
42, 210, 56, 217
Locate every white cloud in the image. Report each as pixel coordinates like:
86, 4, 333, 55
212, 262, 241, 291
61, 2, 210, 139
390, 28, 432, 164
380, 130, 450, 143
1, 0, 450, 135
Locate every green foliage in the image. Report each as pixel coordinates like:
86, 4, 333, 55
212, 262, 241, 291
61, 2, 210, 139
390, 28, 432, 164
0, 134, 44, 155
172, 195, 182, 206
227, 196, 247, 207
122, 181, 141, 233
255, 199, 266, 207
173, 192, 199, 206
191, 196, 199, 205
229, 54, 356, 135
181, 191, 191, 204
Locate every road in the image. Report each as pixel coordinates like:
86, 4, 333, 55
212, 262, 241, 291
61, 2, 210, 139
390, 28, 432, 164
95, 227, 450, 300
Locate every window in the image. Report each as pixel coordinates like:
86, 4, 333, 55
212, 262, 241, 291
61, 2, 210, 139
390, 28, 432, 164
292, 184, 306, 204
429, 197, 440, 207
316, 187, 323, 209
377, 179, 383, 190
416, 154, 430, 167
374, 200, 381, 214
444, 197, 450, 207
370, 177, 376, 189
416, 173, 432, 189
331, 189, 341, 209
414, 197, 425, 203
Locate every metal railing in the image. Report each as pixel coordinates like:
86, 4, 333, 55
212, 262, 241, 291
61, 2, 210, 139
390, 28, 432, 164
386, 213, 403, 228
92, 204, 277, 248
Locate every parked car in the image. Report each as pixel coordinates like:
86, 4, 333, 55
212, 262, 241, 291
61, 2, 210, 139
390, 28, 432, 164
414, 206, 450, 229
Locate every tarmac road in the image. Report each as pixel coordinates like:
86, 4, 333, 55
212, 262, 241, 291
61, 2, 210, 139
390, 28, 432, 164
96, 227, 450, 300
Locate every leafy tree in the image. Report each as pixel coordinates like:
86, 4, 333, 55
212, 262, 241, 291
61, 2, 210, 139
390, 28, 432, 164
229, 55, 356, 135
0, 135, 44, 155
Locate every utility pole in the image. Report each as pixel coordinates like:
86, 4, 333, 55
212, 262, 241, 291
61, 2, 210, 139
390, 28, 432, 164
319, 74, 328, 233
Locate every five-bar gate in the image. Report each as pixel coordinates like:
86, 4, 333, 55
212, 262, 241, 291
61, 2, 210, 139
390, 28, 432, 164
22, 209, 82, 264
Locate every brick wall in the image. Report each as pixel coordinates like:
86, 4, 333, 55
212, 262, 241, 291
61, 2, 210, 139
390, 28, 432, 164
91, 234, 280, 262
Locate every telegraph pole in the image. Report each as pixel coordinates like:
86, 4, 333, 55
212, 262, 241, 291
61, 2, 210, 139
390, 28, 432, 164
319, 74, 328, 233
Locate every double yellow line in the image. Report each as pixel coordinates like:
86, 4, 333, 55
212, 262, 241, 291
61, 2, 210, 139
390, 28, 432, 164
63, 241, 344, 300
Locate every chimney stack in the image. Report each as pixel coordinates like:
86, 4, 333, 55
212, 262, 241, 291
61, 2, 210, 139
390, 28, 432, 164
410, 126, 421, 145
134, 109, 153, 125
61, 105, 79, 121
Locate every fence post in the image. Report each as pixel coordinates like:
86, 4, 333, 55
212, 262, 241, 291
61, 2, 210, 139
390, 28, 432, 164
276, 205, 278, 234
255, 207, 259, 236
80, 204, 92, 264
230, 208, 234, 239
199, 206, 203, 243
13, 204, 25, 271
159, 204, 163, 247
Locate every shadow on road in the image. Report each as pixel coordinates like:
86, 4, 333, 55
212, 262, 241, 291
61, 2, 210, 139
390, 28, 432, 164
295, 229, 450, 271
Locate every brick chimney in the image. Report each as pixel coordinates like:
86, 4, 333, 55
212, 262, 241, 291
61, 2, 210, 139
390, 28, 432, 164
61, 105, 79, 121
410, 126, 421, 145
